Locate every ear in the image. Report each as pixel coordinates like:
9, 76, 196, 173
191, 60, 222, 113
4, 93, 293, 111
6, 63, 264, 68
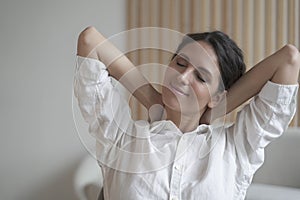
207, 90, 227, 109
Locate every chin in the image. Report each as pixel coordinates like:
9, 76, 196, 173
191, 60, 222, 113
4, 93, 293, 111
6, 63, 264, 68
162, 86, 205, 115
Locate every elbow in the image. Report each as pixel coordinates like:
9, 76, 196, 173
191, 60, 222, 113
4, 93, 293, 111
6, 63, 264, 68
272, 44, 300, 84
270, 45, 300, 84
78, 26, 98, 47
282, 44, 300, 67
77, 26, 104, 58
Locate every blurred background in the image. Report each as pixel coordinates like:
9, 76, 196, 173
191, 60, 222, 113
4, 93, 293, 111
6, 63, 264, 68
0, 0, 299, 200
0, 0, 125, 199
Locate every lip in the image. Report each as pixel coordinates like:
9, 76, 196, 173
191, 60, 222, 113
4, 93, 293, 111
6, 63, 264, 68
170, 82, 189, 96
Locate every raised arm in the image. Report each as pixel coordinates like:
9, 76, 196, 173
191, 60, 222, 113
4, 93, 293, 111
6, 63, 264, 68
201, 44, 300, 124
77, 26, 162, 110
226, 44, 300, 114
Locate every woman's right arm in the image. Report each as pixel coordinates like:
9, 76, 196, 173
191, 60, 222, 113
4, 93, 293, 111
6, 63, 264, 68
74, 29, 165, 170
77, 26, 163, 112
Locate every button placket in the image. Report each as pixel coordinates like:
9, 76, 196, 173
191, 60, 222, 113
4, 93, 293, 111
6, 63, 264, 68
169, 135, 188, 200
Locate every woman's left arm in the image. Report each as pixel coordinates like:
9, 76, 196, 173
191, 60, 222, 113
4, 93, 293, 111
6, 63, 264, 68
201, 45, 300, 124
226, 44, 300, 114
223, 45, 300, 181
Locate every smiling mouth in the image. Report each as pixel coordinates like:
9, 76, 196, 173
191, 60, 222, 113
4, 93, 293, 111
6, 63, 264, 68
170, 83, 189, 96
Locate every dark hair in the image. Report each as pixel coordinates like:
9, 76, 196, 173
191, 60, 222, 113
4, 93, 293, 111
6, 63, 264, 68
171, 31, 246, 91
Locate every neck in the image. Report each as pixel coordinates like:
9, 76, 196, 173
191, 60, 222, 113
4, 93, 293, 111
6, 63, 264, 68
164, 106, 205, 133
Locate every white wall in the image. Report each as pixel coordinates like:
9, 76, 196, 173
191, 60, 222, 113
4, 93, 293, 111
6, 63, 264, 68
0, 0, 125, 199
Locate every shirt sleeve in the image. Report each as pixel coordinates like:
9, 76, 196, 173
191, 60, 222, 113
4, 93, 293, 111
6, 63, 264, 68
73, 55, 135, 145
74, 56, 167, 173
228, 81, 298, 174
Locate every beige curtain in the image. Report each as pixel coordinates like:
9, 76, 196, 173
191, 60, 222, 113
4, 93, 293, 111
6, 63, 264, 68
126, 0, 300, 126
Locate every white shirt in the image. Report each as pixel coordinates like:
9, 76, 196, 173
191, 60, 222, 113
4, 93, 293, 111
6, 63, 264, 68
74, 56, 298, 200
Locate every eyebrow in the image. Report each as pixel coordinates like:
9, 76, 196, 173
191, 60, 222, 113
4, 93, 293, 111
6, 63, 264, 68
178, 53, 213, 80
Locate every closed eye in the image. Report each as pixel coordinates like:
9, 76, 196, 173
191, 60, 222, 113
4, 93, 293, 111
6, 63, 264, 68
177, 62, 186, 67
195, 72, 206, 82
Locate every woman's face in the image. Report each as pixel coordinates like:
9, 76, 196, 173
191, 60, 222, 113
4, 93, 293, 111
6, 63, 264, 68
162, 41, 222, 115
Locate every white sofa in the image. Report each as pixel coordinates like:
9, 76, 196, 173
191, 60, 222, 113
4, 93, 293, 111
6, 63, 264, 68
74, 128, 300, 200
246, 127, 300, 199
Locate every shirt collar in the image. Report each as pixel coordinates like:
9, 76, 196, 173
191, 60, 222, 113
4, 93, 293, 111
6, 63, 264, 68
196, 124, 211, 134
162, 120, 211, 135
150, 119, 213, 138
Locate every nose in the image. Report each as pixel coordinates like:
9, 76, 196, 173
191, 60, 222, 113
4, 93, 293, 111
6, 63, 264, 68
177, 66, 194, 85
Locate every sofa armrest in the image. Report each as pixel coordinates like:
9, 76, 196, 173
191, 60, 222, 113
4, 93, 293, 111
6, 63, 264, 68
74, 155, 103, 200
252, 127, 300, 188
246, 183, 300, 200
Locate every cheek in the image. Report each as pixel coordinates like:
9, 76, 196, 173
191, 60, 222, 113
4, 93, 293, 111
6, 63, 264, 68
192, 84, 212, 104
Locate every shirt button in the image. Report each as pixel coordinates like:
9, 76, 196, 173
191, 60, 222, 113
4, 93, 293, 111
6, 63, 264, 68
175, 164, 182, 171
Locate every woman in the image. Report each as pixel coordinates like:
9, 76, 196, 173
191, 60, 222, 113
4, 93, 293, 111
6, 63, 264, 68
74, 26, 300, 200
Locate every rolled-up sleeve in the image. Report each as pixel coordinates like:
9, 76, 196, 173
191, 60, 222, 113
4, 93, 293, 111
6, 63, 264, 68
74, 56, 167, 173
229, 81, 298, 174
74, 56, 134, 143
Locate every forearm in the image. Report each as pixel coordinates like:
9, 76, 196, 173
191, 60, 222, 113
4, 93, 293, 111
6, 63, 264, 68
97, 40, 163, 109
226, 44, 300, 113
